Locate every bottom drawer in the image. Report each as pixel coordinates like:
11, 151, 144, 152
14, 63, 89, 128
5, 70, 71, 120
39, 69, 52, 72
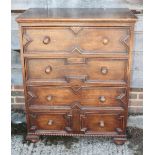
81, 112, 125, 134
29, 112, 68, 132
28, 110, 125, 135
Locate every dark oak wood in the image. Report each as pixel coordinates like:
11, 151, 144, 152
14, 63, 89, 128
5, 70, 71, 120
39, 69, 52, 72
17, 8, 137, 144
81, 113, 124, 134
22, 27, 129, 54
16, 8, 137, 23
26, 58, 128, 84
27, 86, 127, 107
29, 113, 68, 131
113, 137, 127, 145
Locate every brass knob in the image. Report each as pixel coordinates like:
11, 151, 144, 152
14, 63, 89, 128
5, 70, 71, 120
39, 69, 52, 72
99, 121, 104, 128
48, 120, 53, 125
43, 36, 50, 44
45, 66, 52, 74
101, 67, 108, 75
46, 95, 53, 101
103, 38, 109, 45
99, 96, 106, 102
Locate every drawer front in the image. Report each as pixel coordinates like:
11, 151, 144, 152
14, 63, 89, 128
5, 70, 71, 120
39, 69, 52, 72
23, 27, 129, 54
27, 86, 79, 106
26, 58, 127, 85
23, 27, 75, 53
27, 86, 126, 107
78, 27, 129, 54
29, 112, 68, 131
81, 112, 124, 134
80, 87, 127, 107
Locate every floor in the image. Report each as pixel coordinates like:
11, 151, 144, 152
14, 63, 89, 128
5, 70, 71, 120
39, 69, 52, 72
11, 111, 143, 155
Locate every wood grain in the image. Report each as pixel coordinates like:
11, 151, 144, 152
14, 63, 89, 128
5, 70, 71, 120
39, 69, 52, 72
81, 113, 124, 134
26, 58, 128, 85
27, 86, 127, 107
22, 27, 130, 54
17, 8, 137, 144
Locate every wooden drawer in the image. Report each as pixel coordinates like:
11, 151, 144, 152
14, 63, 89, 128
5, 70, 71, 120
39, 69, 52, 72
23, 27, 129, 54
80, 87, 127, 107
81, 112, 125, 134
78, 27, 129, 54
29, 112, 68, 132
23, 27, 75, 53
27, 86, 127, 107
27, 86, 79, 106
26, 58, 127, 85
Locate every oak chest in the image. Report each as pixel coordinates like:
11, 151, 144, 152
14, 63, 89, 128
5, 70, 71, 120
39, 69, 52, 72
16, 8, 137, 144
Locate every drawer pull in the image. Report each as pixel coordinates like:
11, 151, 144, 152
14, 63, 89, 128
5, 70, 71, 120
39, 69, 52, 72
99, 96, 106, 102
47, 120, 53, 125
45, 66, 52, 74
102, 38, 109, 45
43, 36, 50, 44
99, 121, 104, 127
101, 67, 108, 75
46, 95, 53, 101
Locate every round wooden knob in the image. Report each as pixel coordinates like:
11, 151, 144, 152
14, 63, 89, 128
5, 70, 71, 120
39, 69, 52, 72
101, 67, 108, 75
45, 66, 52, 74
48, 120, 53, 125
43, 36, 50, 44
99, 96, 106, 102
103, 38, 109, 45
46, 95, 53, 101
99, 121, 104, 128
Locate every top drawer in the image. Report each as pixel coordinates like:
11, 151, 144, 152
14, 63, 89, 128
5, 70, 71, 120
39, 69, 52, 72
22, 27, 130, 54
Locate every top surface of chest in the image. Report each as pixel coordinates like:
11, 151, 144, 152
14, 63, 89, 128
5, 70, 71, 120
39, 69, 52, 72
16, 8, 137, 23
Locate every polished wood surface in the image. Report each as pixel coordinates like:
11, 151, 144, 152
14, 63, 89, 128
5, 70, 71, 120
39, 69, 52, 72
26, 58, 127, 84
17, 8, 137, 144
29, 113, 68, 131
23, 27, 129, 53
16, 8, 137, 22
27, 86, 127, 107
82, 113, 123, 133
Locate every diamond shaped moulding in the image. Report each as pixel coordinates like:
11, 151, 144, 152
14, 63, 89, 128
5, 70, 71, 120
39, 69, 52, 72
23, 30, 33, 52
71, 48, 83, 54
70, 86, 82, 94
120, 34, 130, 51
116, 93, 127, 108
27, 91, 36, 102
70, 27, 83, 35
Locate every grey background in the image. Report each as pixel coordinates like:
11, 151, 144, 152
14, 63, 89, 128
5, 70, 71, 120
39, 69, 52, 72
11, 0, 143, 88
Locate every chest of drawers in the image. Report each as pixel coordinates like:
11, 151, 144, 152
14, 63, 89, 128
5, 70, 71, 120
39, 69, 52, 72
17, 8, 137, 144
